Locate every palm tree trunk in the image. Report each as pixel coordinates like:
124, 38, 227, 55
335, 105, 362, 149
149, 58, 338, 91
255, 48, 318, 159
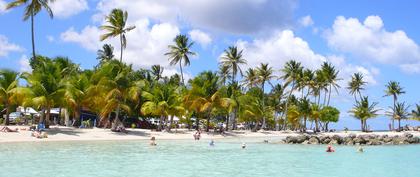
327, 84, 332, 106
323, 89, 327, 106
361, 119, 364, 132
179, 61, 184, 86
261, 81, 266, 129
31, 13, 36, 61
46, 107, 51, 128
283, 82, 295, 130
206, 116, 210, 132
5, 104, 10, 125
225, 114, 229, 131
114, 104, 121, 129
398, 119, 401, 132
119, 34, 123, 62
232, 108, 238, 130
392, 96, 396, 131
168, 115, 174, 131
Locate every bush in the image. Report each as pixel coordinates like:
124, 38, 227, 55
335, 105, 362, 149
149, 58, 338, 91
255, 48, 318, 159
0, 118, 3, 124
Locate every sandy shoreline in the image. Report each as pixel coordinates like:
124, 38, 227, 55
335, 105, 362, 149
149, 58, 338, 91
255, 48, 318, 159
1, 126, 420, 144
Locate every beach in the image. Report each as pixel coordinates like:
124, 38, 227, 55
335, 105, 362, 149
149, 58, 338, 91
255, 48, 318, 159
1, 125, 420, 143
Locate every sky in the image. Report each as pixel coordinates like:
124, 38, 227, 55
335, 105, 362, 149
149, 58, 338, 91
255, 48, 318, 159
0, 0, 419, 130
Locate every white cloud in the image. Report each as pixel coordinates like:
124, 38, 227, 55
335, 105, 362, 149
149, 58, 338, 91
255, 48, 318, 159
235, 30, 326, 70
189, 29, 212, 48
325, 15, 420, 73
60, 19, 180, 69
0, 0, 9, 14
61, 26, 101, 51
50, 0, 88, 19
18, 55, 31, 72
46, 35, 55, 42
299, 15, 314, 27
232, 30, 378, 89
95, 0, 296, 34
0, 35, 23, 57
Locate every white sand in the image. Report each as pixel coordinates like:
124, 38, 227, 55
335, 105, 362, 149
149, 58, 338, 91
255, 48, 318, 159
0, 125, 419, 143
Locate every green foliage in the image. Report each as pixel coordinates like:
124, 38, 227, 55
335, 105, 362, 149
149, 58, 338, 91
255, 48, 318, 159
320, 106, 340, 123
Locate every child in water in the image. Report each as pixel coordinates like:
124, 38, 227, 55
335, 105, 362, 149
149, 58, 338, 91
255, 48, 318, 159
209, 139, 215, 146
241, 143, 246, 149
357, 146, 364, 153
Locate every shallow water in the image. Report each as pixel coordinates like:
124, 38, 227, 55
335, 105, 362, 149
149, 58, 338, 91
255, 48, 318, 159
0, 138, 419, 177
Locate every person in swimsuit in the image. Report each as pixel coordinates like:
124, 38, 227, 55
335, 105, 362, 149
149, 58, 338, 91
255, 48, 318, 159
150, 136, 157, 146
326, 145, 335, 152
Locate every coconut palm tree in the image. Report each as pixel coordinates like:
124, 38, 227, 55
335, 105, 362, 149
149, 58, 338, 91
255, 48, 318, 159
220, 46, 247, 84
0, 70, 20, 125
347, 72, 367, 102
97, 44, 115, 64
298, 97, 311, 131
218, 65, 230, 86
384, 81, 405, 130
100, 8, 136, 62
310, 103, 321, 132
64, 73, 90, 125
269, 83, 287, 130
280, 60, 303, 129
24, 59, 65, 127
256, 63, 275, 128
321, 62, 340, 106
165, 34, 196, 86
391, 102, 409, 131
243, 68, 258, 88
151, 65, 164, 82
349, 96, 379, 132
411, 104, 420, 121
6, 0, 54, 61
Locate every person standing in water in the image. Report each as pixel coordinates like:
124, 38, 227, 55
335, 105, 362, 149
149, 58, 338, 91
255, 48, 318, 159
241, 143, 246, 149
150, 136, 157, 146
326, 145, 335, 152
209, 139, 215, 146
357, 146, 364, 153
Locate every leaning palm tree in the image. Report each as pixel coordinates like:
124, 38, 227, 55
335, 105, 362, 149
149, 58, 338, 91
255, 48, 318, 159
220, 46, 247, 84
349, 96, 379, 132
100, 8, 136, 62
384, 81, 405, 130
6, 0, 55, 61
151, 65, 164, 82
256, 63, 275, 129
165, 34, 196, 86
347, 72, 367, 102
97, 44, 115, 64
0, 70, 20, 125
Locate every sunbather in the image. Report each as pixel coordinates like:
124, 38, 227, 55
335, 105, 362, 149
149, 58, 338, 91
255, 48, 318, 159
1, 126, 18, 132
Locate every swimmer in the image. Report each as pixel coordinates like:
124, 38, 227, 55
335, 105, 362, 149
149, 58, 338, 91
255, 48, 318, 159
209, 139, 215, 146
357, 146, 364, 153
150, 136, 157, 146
326, 145, 335, 152
241, 143, 246, 149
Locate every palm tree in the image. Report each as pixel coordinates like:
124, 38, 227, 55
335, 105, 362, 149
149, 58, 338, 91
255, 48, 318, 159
243, 68, 258, 88
270, 83, 287, 130
310, 103, 321, 132
411, 104, 420, 121
0, 70, 19, 125
6, 0, 54, 61
298, 97, 311, 131
97, 44, 115, 64
220, 46, 247, 84
256, 63, 275, 128
349, 96, 379, 132
100, 8, 136, 62
64, 73, 90, 125
391, 102, 409, 131
384, 81, 405, 130
280, 60, 303, 129
165, 34, 196, 86
218, 65, 230, 86
347, 72, 367, 102
321, 62, 340, 106
151, 65, 164, 82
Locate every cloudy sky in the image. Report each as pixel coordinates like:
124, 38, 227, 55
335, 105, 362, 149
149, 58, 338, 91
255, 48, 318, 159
1, 0, 419, 129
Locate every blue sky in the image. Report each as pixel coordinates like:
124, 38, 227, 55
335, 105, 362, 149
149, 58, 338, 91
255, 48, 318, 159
0, 0, 419, 130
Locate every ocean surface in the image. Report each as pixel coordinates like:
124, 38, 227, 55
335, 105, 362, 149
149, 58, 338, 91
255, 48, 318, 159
0, 138, 419, 177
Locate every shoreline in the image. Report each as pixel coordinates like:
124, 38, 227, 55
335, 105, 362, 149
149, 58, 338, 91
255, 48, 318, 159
1, 126, 420, 144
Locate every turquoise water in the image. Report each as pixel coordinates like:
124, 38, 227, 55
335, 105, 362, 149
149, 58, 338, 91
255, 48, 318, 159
0, 139, 419, 177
